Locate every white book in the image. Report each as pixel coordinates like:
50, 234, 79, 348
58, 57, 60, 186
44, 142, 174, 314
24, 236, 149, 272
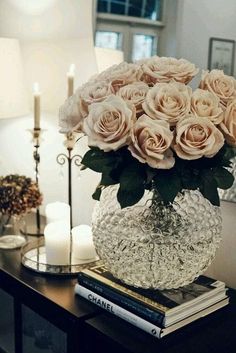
75, 284, 162, 338
75, 283, 229, 339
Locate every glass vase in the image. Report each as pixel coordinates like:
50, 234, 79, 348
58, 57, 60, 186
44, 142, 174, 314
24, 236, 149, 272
0, 214, 26, 249
92, 185, 222, 289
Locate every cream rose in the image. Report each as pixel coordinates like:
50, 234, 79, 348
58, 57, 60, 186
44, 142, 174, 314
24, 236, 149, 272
140, 56, 199, 85
98, 62, 142, 92
191, 88, 223, 124
142, 82, 191, 126
128, 115, 174, 169
59, 90, 84, 133
220, 99, 236, 147
117, 82, 149, 115
83, 95, 135, 152
174, 115, 224, 160
199, 70, 236, 107
79, 80, 114, 118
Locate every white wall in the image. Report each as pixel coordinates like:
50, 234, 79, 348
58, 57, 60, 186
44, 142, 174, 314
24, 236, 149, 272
159, 0, 179, 57
176, 0, 236, 73
0, 0, 99, 226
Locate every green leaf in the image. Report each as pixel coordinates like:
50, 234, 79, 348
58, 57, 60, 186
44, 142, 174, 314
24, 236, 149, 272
200, 170, 220, 206
181, 169, 199, 190
117, 163, 146, 208
101, 172, 118, 186
81, 148, 116, 173
92, 186, 102, 201
223, 144, 236, 160
213, 167, 234, 190
154, 172, 182, 204
216, 144, 236, 167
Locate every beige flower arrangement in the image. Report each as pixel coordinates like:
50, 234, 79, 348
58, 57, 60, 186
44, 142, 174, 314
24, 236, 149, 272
60, 56, 236, 208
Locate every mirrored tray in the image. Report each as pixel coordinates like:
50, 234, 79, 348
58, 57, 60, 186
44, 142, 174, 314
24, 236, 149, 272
21, 237, 101, 276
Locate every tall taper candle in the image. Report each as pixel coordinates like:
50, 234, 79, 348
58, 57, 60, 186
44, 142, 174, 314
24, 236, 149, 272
33, 82, 41, 129
67, 64, 75, 98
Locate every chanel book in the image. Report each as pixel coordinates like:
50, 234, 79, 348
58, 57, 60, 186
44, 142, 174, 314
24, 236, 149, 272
75, 284, 228, 338
76, 265, 228, 327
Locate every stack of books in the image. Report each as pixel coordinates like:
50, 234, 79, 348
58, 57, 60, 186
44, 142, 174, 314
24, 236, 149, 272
75, 264, 229, 338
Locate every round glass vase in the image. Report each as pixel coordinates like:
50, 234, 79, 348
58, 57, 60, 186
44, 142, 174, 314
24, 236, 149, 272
92, 185, 222, 289
0, 214, 26, 249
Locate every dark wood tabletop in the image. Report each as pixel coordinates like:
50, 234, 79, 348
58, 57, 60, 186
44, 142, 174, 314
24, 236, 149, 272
0, 238, 100, 325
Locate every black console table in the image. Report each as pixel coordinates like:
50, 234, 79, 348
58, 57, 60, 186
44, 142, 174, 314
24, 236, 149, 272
0, 241, 236, 353
0, 240, 101, 353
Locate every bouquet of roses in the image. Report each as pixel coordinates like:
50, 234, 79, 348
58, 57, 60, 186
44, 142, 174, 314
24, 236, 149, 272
59, 56, 236, 208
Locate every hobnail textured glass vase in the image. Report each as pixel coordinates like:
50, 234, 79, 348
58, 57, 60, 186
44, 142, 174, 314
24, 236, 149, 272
92, 185, 222, 289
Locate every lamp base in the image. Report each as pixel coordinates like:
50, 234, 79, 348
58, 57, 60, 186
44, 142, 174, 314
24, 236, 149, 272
0, 235, 26, 249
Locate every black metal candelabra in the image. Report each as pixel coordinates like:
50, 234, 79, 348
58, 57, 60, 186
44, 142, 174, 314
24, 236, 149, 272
56, 133, 82, 229
23, 128, 46, 236
34, 129, 41, 232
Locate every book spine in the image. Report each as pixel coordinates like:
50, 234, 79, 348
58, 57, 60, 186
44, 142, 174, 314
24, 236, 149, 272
75, 284, 162, 339
78, 274, 164, 326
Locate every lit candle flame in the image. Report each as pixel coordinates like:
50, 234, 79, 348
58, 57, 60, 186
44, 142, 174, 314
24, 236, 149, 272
33, 82, 40, 94
68, 64, 75, 76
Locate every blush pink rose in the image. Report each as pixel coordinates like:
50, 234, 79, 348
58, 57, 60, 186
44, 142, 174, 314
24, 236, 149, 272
199, 70, 236, 107
59, 90, 84, 133
128, 114, 174, 169
140, 56, 199, 86
117, 82, 149, 115
220, 99, 236, 147
83, 95, 135, 152
79, 80, 114, 117
98, 62, 142, 92
173, 115, 224, 160
142, 82, 191, 126
190, 88, 223, 124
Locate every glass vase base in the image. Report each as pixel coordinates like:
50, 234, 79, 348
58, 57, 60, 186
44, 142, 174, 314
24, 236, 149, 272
0, 235, 26, 249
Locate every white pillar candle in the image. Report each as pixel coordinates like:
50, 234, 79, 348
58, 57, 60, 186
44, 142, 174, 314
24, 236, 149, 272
44, 221, 70, 265
45, 202, 70, 224
67, 64, 75, 98
33, 82, 41, 129
72, 225, 97, 262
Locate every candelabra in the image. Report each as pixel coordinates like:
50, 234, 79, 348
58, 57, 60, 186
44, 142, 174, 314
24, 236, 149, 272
56, 132, 82, 230
23, 128, 46, 236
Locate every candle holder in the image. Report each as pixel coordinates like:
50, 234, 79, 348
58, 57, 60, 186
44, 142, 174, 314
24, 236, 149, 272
56, 132, 83, 229
22, 128, 46, 236
21, 237, 100, 276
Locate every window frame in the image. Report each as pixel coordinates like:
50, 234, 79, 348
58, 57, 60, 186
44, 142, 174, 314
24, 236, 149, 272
95, 0, 165, 27
97, 12, 164, 27
93, 0, 166, 61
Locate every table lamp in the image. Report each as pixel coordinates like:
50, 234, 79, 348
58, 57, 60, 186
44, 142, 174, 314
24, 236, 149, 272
0, 37, 29, 119
95, 47, 124, 73
0, 37, 29, 249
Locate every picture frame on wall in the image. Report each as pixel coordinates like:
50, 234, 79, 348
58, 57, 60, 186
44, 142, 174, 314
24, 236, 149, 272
208, 37, 235, 76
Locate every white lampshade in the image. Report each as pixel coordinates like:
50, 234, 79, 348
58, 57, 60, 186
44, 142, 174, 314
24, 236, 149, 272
0, 38, 29, 119
95, 47, 124, 73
